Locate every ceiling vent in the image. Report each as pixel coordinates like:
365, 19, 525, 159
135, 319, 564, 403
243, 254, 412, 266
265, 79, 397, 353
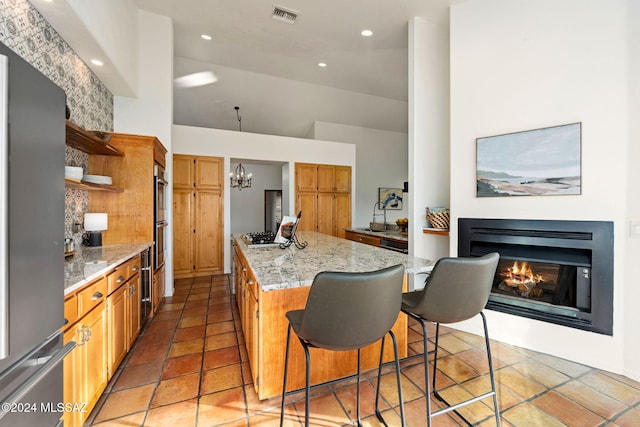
272, 5, 299, 24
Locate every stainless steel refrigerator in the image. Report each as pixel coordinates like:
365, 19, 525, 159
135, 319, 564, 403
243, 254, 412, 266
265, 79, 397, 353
0, 42, 75, 426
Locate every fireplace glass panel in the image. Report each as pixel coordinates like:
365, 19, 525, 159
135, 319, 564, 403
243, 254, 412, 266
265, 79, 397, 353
493, 259, 590, 312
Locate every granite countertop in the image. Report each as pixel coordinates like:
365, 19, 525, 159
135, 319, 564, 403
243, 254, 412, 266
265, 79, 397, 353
345, 227, 408, 242
234, 231, 433, 292
64, 242, 152, 295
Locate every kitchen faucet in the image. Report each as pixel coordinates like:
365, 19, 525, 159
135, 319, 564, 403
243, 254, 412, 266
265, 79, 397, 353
372, 201, 387, 230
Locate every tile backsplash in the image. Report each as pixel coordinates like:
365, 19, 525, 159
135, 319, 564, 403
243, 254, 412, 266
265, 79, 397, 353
0, 0, 114, 246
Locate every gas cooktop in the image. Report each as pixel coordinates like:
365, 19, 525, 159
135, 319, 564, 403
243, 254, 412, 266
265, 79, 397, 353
241, 231, 279, 247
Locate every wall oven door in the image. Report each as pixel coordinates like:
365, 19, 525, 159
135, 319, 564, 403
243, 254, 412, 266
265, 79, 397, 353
155, 221, 167, 270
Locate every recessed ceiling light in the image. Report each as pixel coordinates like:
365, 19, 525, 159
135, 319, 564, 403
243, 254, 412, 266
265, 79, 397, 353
91, 59, 103, 66
201, 34, 212, 41
361, 29, 373, 37
318, 62, 327, 67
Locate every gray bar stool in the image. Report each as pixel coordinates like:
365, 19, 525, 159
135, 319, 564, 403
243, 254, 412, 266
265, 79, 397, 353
279, 264, 406, 427
401, 252, 501, 426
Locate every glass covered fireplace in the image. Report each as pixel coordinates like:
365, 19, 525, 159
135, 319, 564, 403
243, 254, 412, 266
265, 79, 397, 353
458, 218, 613, 335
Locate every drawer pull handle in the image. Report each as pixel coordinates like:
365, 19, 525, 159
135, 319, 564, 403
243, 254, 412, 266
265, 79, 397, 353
132, 265, 139, 272
91, 292, 103, 300
116, 276, 125, 283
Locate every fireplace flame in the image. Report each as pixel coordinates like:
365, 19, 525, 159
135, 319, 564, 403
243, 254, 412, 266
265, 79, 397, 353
501, 261, 543, 290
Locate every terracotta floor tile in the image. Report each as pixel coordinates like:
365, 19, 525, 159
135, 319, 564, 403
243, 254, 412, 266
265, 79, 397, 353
556, 380, 628, 419
293, 391, 350, 426
244, 384, 283, 415
198, 387, 247, 424
112, 360, 163, 391
579, 371, 640, 405
502, 402, 566, 427
127, 342, 171, 366
433, 355, 481, 384
435, 383, 499, 424
188, 293, 210, 301
144, 318, 180, 335
137, 331, 174, 347
143, 399, 197, 427
92, 411, 146, 426
179, 316, 206, 329
372, 371, 423, 407
201, 364, 244, 395
613, 405, 640, 427
182, 306, 209, 318
455, 348, 492, 374
184, 299, 210, 309
435, 333, 475, 355
168, 338, 205, 358
208, 309, 234, 323
494, 366, 547, 400
241, 361, 253, 385
174, 325, 207, 342
247, 405, 300, 427
94, 384, 155, 423
153, 310, 183, 321
534, 353, 592, 378
334, 379, 390, 422
489, 342, 530, 366
510, 358, 570, 389
151, 373, 200, 407
211, 289, 231, 298
403, 396, 467, 427
162, 353, 203, 379
206, 320, 237, 336
205, 331, 238, 351
203, 347, 241, 370
532, 391, 604, 427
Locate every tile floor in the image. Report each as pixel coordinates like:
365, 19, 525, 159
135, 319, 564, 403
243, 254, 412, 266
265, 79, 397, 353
85, 275, 640, 427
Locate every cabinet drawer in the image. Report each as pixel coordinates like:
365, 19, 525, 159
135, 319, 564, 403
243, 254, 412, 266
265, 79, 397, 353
107, 257, 140, 294
64, 295, 78, 329
345, 231, 381, 247
78, 277, 108, 317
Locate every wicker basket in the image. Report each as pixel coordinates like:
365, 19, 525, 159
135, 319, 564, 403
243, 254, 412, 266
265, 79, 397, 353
426, 208, 450, 229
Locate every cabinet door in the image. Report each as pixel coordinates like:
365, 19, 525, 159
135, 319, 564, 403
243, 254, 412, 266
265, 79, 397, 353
295, 163, 317, 192
107, 288, 127, 377
173, 155, 194, 189
82, 303, 108, 423
173, 188, 194, 277
317, 165, 336, 192
62, 327, 81, 427
195, 190, 224, 274
335, 192, 352, 238
195, 157, 223, 190
245, 287, 259, 385
335, 166, 351, 193
316, 192, 335, 236
128, 276, 141, 346
296, 192, 317, 232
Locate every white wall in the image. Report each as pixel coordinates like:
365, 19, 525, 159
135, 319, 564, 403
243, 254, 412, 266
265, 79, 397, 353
449, 0, 633, 376
408, 17, 451, 262
311, 121, 408, 227
114, 10, 174, 296
173, 125, 356, 273
624, 0, 640, 381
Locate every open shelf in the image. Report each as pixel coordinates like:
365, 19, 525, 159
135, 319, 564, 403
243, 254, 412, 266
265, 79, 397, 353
422, 228, 449, 236
65, 178, 124, 193
66, 120, 124, 156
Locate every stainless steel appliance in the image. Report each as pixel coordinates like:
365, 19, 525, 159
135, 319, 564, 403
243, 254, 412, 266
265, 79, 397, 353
139, 247, 152, 326
153, 164, 167, 270
0, 42, 75, 426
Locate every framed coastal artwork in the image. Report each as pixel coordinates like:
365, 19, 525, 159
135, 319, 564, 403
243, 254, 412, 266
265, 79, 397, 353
378, 187, 403, 209
476, 122, 582, 197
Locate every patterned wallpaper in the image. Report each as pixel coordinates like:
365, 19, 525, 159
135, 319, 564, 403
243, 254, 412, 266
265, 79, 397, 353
0, 0, 114, 245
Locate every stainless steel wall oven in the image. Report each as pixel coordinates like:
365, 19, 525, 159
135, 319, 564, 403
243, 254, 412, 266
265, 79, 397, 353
154, 164, 167, 270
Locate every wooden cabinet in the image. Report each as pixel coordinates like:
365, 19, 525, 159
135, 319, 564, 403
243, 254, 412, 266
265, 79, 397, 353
107, 258, 142, 376
295, 163, 352, 238
173, 155, 224, 278
234, 245, 259, 386
62, 252, 143, 427
89, 134, 166, 245
62, 276, 108, 427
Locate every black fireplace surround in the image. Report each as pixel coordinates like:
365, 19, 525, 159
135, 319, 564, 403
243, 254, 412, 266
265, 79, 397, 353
458, 218, 613, 335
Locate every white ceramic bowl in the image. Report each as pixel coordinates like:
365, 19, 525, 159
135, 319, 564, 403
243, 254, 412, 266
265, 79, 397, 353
65, 166, 83, 180
83, 174, 112, 185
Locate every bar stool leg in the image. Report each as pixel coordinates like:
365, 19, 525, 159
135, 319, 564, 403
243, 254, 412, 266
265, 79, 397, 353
279, 325, 292, 427
301, 341, 311, 427
356, 348, 362, 427
481, 312, 502, 427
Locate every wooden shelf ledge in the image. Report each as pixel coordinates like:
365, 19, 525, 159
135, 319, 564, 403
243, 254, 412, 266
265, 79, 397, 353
66, 120, 124, 157
422, 228, 449, 236
65, 178, 124, 192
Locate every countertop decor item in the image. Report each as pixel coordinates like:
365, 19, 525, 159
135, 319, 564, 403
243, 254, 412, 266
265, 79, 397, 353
426, 207, 450, 230
84, 212, 108, 246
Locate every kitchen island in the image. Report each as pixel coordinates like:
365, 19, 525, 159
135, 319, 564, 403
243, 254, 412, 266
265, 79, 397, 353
233, 231, 433, 399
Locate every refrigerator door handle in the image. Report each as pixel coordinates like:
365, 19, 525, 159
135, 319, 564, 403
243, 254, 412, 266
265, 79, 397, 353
0, 54, 9, 360
0, 340, 75, 420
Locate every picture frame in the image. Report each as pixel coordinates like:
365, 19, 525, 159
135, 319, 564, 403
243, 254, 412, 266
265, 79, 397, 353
476, 122, 581, 197
378, 187, 403, 210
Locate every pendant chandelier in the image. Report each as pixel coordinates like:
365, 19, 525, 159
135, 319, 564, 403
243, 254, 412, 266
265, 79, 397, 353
230, 163, 252, 190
